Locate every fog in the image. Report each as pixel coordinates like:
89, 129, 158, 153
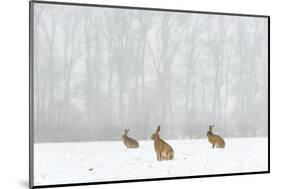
33, 4, 268, 142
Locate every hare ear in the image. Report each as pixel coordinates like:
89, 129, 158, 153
157, 125, 160, 132
127, 129, 130, 132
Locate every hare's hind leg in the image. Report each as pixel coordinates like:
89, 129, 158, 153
170, 152, 174, 159
165, 151, 169, 160
167, 152, 173, 160
219, 142, 225, 148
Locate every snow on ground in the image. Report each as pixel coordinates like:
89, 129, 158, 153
34, 138, 268, 185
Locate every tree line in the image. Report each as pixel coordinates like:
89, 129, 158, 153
33, 5, 268, 142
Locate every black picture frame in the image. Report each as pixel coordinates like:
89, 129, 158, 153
29, 1, 270, 188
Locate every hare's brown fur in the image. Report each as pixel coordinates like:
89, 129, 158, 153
122, 129, 139, 148
207, 125, 225, 148
151, 126, 174, 161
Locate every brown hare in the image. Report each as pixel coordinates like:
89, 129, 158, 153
207, 125, 225, 148
151, 125, 174, 161
122, 129, 139, 148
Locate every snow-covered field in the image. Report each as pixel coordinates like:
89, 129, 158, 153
34, 138, 268, 185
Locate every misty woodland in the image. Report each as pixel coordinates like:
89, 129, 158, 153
33, 4, 268, 142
